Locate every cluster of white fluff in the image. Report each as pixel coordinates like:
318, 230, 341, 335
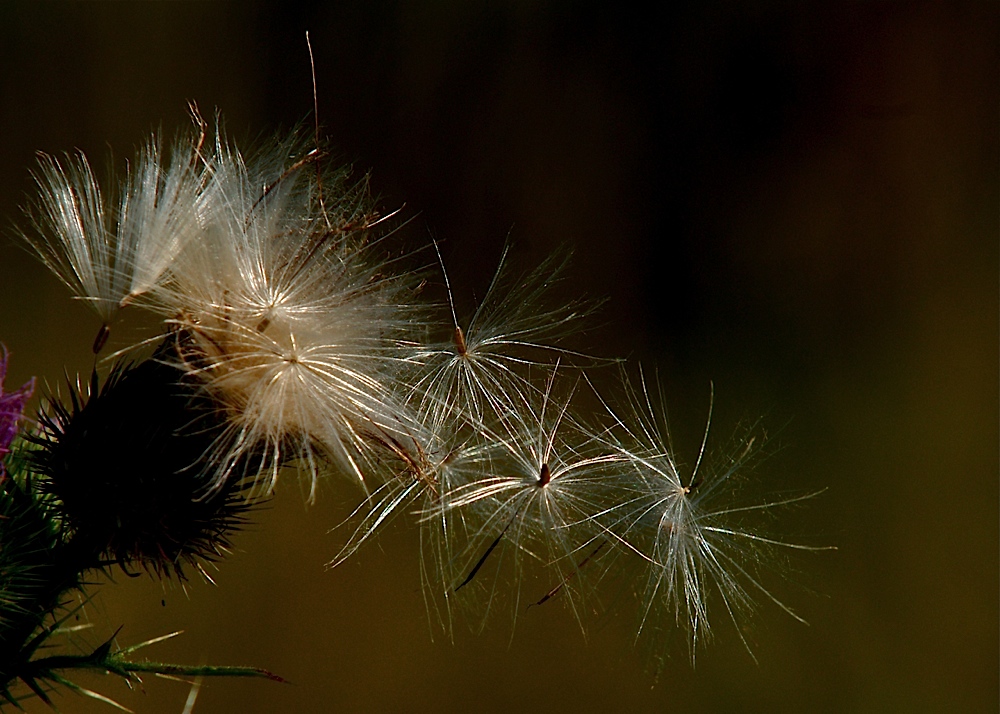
19, 110, 824, 661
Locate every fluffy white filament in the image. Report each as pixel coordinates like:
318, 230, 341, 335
19, 114, 826, 664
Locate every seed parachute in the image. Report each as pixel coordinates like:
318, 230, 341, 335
0, 108, 829, 706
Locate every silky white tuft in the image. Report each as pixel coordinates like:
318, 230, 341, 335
25, 131, 204, 347
595, 370, 829, 662
16, 108, 828, 665
151, 128, 425, 498
406, 242, 600, 430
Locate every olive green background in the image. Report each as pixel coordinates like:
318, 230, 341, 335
0, 3, 996, 712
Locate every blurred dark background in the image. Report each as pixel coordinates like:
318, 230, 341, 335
0, 2, 996, 712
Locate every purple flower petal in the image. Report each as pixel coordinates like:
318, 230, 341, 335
0, 346, 34, 455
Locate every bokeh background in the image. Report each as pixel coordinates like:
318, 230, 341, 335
0, 2, 996, 712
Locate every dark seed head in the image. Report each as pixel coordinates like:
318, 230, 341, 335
27, 349, 258, 579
